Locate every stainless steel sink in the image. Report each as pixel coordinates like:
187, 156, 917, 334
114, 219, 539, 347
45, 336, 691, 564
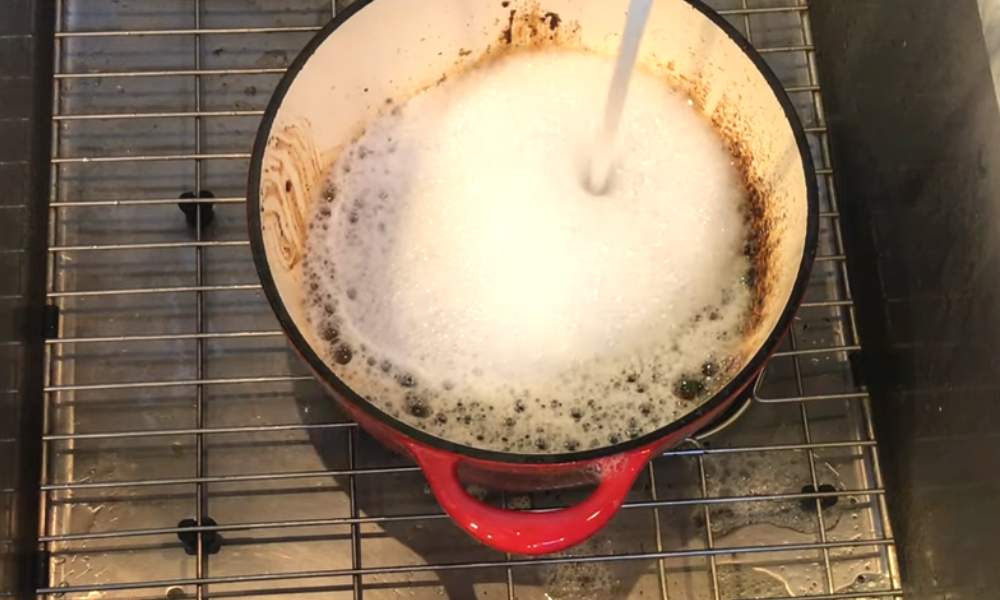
36, 1, 901, 598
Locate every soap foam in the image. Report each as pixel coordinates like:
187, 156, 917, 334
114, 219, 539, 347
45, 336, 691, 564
302, 48, 756, 454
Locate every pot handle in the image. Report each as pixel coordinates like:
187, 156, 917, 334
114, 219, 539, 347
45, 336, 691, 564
406, 441, 654, 555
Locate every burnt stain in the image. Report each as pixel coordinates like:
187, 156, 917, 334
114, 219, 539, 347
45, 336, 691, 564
458, 48, 473, 57
697, 96, 778, 338
496, 6, 577, 49
543, 12, 561, 31
503, 9, 516, 44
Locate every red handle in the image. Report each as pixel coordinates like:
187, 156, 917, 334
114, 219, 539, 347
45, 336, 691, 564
406, 442, 654, 555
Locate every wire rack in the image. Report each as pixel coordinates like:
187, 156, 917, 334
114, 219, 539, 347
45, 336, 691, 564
38, 0, 903, 598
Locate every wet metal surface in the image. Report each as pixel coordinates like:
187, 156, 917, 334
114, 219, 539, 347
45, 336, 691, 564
811, 1, 1000, 598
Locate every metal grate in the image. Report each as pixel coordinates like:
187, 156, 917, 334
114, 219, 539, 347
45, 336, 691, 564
38, 0, 904, 598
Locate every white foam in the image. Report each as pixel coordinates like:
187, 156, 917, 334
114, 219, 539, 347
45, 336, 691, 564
303, 49, 754, 453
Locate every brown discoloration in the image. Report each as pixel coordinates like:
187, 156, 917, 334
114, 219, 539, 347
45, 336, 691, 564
651, 67, 780, 348
709, 100, 778, 340
380, 4, 580, 106
499, 3, 579, 49
543, 12, 561, 31
260, 119, 322, 270
503, 9, 516, 44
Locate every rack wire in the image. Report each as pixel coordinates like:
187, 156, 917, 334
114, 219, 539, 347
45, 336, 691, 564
38, 0, 904, 598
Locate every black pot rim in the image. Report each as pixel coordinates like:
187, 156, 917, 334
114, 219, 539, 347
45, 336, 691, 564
247, 0, 820, 465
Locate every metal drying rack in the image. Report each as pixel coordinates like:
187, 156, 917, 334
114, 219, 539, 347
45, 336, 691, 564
39, 1, 904, 598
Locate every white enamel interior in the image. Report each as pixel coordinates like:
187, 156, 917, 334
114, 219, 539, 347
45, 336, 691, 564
255, 0, 811, 409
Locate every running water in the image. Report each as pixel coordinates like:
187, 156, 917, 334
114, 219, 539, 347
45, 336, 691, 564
586, 0, 654, 194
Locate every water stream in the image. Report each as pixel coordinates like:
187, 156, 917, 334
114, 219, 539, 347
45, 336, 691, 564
587, 0, 654, 194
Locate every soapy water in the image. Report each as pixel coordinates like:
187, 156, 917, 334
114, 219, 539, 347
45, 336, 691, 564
302, 48, 758, 453
537, 541, 622, 600
702, 450, 884, 597
701, 452, 849, 538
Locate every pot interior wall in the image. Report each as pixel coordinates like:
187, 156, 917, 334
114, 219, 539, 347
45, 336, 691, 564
255, 0, 810, 428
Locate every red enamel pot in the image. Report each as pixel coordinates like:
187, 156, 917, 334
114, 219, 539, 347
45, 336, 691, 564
248, 0, 818, 556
